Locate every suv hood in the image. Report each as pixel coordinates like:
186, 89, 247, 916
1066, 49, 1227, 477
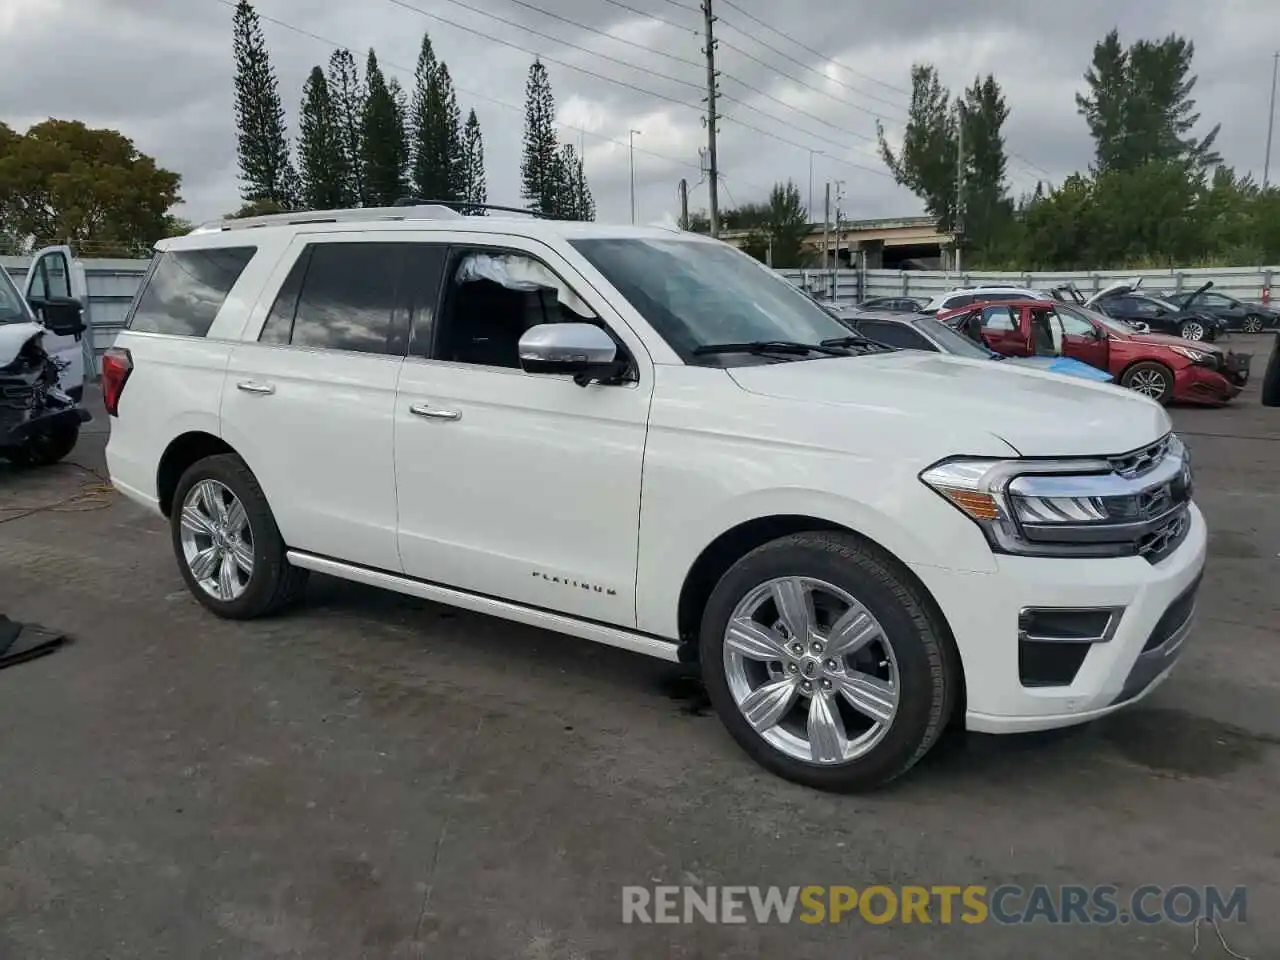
727, 352, 1170, 458
0, 322, 46, 368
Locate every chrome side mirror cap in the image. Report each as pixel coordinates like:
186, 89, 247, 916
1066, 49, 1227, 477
518, 323, 624, 385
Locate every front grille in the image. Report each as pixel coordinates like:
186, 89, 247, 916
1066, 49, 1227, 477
1108, 435, 1171, 479
1136, 506, 1192, 564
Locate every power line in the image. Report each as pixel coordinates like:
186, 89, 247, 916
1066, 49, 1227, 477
719, 73, 881, 148
429, 0, 704, 72
718, 0, 911, 100
719, 113, 894, 179
382, 0, 704, 95
596, 0, 699, 34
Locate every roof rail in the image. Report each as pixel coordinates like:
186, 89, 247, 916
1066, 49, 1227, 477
189, 202, 465, 234
396, 196, 574, 220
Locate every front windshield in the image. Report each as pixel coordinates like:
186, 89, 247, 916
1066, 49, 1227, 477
570, 238, 853, 362
916, 317, 994, 359
0, 264, 32, 324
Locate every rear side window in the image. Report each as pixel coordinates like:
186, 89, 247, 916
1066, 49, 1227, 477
258, 242, 405, 355
127, 247, 256, 337
857, 320, 934, 351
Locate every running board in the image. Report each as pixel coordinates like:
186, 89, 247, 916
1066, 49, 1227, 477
285, 551, 681, 663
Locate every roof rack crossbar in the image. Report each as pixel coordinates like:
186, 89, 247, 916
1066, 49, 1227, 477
190, 202, 467, 234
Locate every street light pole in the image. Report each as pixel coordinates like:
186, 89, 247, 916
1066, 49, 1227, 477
1265, 52, 1279, 190
629, 129, 641, 223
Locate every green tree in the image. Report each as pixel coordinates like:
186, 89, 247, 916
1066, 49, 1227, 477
521, 59, 560, 215
959, 74, 1015, 260
1076, 29, 1221, 173
721, 181, 810, 265
298, 66, 352, 209
410, 34, 447, 200
554, 144, 594, 220
460, 109, 487, 214
877, 64, 958, 232
326, 48, 364, 206
0, 119, 181, 256
231, 0, 297, 207
361, 50, 408, 205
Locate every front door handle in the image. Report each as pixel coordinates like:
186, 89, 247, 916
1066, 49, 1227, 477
236, 380, 276, 395
409, 403, 461, 422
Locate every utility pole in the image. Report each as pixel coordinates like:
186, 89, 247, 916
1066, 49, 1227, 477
1265, 52, 1279, 190
629, 129, 641, 224
823, 182, 831, 293
678, 178, 689, 230
702, 0, 720, 237
954, 103, 966, 275
807, 149, 822, 222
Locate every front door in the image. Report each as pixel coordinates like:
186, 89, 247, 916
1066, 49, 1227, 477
23, 245, 87, 397
1055, 306, 1110, 371
393, 236, 653, 628
220, 235, 409, 573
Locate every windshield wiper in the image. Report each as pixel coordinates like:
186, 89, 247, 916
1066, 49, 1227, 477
693, 340, 850, 358
820, 334, 897, 353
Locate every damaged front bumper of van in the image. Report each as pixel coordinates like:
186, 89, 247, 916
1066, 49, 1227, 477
0, 369, 90, 450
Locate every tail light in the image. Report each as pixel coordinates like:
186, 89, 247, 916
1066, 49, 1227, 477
101, 347, 133, 417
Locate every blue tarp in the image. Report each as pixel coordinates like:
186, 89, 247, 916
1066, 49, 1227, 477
1004, 356, 1116, 383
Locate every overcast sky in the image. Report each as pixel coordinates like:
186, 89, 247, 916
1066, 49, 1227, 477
3, 0, 1278, 227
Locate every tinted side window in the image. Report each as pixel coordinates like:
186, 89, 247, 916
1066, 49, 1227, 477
128, 247, 257, 336
266, 242, 405, 355
944, 294, 974, 309
858, 320, 934, 351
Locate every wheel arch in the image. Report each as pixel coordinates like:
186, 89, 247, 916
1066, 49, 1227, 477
156, 431, 240, 516
674, 514, 965, 716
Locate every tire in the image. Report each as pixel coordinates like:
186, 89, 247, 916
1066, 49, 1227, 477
1179, 320, 1206, 341
1121, 361, 1175, 405
699, 531, 956, 792
1243, 315, 1265, 334
6, 422, 80, 467
170, 453, 308, 619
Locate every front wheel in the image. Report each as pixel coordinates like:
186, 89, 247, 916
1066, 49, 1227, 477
6, 422, 80, 467
1243, 315, 1265, 334
699, 532, 956, 791
170, 453, 308, 619
1121, 361, 1174, 405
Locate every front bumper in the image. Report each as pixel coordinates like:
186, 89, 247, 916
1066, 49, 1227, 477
1173, 363, 1244, 404
909, 502, 1207, 734
0, 405, 91, 448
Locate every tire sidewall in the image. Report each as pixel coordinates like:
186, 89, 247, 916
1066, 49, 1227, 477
170, 454, 286, 618
10, 422, 80, 467
1122, 362, 1173, 405
699, 536, 948, 791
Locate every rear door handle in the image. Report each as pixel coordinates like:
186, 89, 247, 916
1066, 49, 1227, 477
236, 380, 276, 395
409, 403, 461, 422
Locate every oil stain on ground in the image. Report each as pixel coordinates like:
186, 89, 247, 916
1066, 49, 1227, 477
1099, 708, 1270, 778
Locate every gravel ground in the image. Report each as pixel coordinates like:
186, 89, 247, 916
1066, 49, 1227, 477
2, 338, 1277, 959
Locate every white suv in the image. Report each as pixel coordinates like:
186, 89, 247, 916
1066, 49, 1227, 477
923, 286, 1051, 314
104, 205, 1206, 790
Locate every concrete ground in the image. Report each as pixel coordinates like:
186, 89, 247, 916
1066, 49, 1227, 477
2, 340, 1278, 959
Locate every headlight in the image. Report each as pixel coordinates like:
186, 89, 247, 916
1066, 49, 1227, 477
920, 435, 1193, 560
1170, 345, 1212, 363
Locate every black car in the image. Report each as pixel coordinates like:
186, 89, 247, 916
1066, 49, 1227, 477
1086, 280, 1227, 343
858, 296, 926, 313
1165, 282, 1279, 333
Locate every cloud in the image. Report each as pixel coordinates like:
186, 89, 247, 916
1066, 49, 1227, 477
1, 0, 1277, 225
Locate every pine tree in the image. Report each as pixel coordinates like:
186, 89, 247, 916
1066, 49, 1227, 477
556, 144, 594, 220
521, 59, 560, 215
231, 0, 298, 207
326, 48, 365, 205
437, 64, 466, 201
461, 109, 487, 214
409, 33, 441, 199
298, 66, 351, 209
361, 50, 408, 205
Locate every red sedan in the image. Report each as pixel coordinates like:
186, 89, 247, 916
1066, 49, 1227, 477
939, 298, 1250, 405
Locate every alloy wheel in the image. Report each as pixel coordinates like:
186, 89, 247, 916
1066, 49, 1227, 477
1181, 322, 1205, 341
722, 576, 899, 764
179, 479, 254, 601
1244, 316, 1264, 333
1128, 369, 1169, 400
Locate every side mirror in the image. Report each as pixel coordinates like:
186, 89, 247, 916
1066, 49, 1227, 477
33, 297, 87, 338
518, 322, 623, 386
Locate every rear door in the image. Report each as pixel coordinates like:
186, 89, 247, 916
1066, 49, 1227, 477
220, 235, 409, 573
22, 245, 88, 397
978, 304, 1029, 355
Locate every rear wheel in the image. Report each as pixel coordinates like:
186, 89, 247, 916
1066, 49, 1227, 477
1243, 315, 1265, 334
1179, 320, 1206, 341
1121, 361, 1174, 405
699, 532, 955, 792
170, 453, 308, 619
